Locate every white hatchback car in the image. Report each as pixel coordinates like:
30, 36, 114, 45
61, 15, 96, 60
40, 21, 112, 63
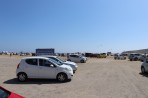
67, 54, 87, 63
16, 57, 73, 82
43, 56, 78, 73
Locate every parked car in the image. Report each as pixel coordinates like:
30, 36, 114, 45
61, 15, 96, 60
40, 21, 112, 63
0, 86, 24, 98
139, 55, 148, 62
141, 59, 148, 74
67, 54, 87, 63
16, 57, 73, 82
42, 56, 78, 73
114, 54, 126, 60
128, 53, 141, 61
99, 53, 107, 58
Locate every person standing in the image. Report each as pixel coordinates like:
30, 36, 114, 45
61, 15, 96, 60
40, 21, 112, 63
10, 53, 12, 57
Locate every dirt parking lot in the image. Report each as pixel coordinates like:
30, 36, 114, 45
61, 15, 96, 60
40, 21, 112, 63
0, 55, 148, 98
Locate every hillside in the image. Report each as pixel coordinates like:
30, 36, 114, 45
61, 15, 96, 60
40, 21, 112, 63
122, 49, 148, 54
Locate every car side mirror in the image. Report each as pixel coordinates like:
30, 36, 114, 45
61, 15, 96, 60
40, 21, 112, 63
50, 64, 54, 67
51, 64, 57, 68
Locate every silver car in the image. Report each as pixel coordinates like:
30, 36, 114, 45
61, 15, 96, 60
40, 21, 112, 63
41, 56, 78, 73
141, 59, 148, 74
114, 54, 126, 60
67, 54, 87, 63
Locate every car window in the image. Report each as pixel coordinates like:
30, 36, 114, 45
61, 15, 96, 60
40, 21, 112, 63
49, 57, 59, 62
134, 54, 141, 56
0, 88, 10, 98
26, 59, 38, 66
70, 55, 74, 57
39, 59, 53, 67
48, 58, 63, 66
56, 57, 65, 62
75, 55, 79, 58
70, 55, 79, 58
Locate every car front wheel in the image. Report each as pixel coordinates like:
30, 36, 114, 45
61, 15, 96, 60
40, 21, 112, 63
57, 73, 67, 82
67, 59, 71, 61
141, 67, 146, 74
17, 73, 27, 82
80, 60, 85, 63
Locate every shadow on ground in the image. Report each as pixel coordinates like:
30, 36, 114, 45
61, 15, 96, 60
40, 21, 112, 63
3, 78, 70, 85
139, 73, 148, 78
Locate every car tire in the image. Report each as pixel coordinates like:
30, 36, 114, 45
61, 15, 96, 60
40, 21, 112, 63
141, 67, 146, 74
17, 73, 28, 82
80, 60, 85, 63
67, 59, 71, 61
57, 73, 67, 82
134, 58, 138, 61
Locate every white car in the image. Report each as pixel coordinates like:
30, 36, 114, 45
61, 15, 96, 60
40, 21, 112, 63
67, 54, 87, 63
16, 57, 73, 82
141, 59, 148, 74
114, 54, 126, 60
43, 56, 78, 73
128, 53, 141, 61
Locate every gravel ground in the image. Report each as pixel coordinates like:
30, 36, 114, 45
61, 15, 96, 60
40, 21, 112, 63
0, 55, 148, 98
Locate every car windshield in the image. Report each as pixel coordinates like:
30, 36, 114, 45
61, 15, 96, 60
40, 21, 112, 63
56, 57, 66, 62
77, 55, 84, 58
48, 58, 63, 66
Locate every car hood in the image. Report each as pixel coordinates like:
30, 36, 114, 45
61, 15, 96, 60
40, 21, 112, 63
60, 64, 73, 70
64, 61, 77, 66
82, 57, 87, 60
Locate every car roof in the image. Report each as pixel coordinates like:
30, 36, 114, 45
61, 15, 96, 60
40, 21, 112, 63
22, 56, 49, 60
40, 55, 57, 58
69, 54, 80, 56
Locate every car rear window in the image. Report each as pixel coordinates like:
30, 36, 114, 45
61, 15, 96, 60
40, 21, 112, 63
26, 59, 38, 66
70, 55, 77, 57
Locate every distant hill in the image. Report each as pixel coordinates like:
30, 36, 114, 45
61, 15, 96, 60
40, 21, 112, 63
122, 49, 148, 54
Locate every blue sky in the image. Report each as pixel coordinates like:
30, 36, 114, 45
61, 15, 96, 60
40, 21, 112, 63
0, 0, 148, 53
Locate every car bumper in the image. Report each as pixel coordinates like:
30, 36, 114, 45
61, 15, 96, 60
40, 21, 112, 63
67, 72, 74, 79
70, 64, 78, 71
